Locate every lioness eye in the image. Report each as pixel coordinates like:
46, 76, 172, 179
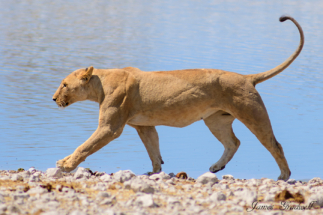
63, 84, 67, 88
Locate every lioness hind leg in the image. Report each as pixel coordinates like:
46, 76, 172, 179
233, 95, 291, 181
131, 125, 163, 173
204, 111, 240, 173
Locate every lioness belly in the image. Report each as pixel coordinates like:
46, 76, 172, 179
128, 107, 218, 127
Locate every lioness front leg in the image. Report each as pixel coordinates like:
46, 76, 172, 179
56, 125, 124, 172
57, 107, 127, 172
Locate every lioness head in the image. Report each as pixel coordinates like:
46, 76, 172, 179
52, 66, 94, 107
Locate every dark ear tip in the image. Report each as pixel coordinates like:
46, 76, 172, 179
85, 67, 88, 71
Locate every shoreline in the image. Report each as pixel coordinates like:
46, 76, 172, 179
0, 168, 322, 214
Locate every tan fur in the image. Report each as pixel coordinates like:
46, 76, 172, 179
53, 16, 304, 181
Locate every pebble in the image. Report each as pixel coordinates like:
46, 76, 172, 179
196, 172, 218, 186
287, 179, 297, 185
100, 174, 112, 182
74, 167, 91, 179
209, 192, 226, 201
46, 168, 63, 179
70, 210, 87, 215
29, 174, 40, 182
113, 170, 135, 183
11, 174, 23, 181
129, 178, 155, 194
0, 169, 322, 214
149, 172, 170, 181
222, 174, 234, 180
135, 194, 155, 207
28, 167, 36, 174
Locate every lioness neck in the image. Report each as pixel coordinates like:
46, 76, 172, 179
87, 69, 105, 104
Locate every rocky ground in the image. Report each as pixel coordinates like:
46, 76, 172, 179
0, 168, 323, 215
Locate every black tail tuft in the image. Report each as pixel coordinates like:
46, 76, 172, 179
279, 15, 290, 22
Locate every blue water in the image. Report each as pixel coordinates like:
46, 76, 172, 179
0, 0, 322, 180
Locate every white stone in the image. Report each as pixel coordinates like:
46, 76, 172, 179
276, 180, 288, 187
0, 176, 10, 180
248, 178, 260, 186
92, 182, 107, 191
167, 186, 176, 193
100, 174, 112, 182
149, 172, 171, 181
46, 168, 63, 178
11, 174, 23, 181
96, 192, 110, 200
33, 172, 42, 177
69, 211, 87, 215
231, 205, 244, 212
222, 175, 234, 180
262, 178, 275, 185
130, 178, 154, 194
74, 167, 91, 179
196, 172, 218, 185
0, 192, 8, 198
28, 167, 36, 174
264, 193, 275, 202
287, 179, 296, 185
308, 177, 322, 184
166, 178, 176, 185
13, 193, 30, 200
167, 197, 181, 205
307, 191, 323, 207
46, 201, 60, 209
210, 192, 226, 201
137, 175, 149, 180
7, 205, 21, 214
124, 180, 132, 189
0, 204, 7, 214
269, 186, 280, 194
28, 186, 48, 194
237, 190, 257, 206
113, 170, 135, 183
41, 211, 60, 215
258, 184, 268, 192
100, 196, 117, 205
135, 194, 155, 207
194, 183, 202, 188
145, 179, 157, 187
29, 174, 40, 182
19, 171, 31, 180
94, 172, 105, 177
182, 184, 193, 191
220, 184, 229, 190
62, 187, 74, 193
64, 176, 74, 182
103, 209, 116, 215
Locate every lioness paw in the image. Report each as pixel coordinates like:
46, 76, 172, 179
56, 155, 76, 172
209, 165, 226, 173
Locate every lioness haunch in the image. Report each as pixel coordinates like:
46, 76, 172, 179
53, 16, 304, 181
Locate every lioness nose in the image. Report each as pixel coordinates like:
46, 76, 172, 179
53, 98, 57, 102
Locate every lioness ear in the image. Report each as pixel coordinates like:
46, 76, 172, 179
79, 66, 93, 83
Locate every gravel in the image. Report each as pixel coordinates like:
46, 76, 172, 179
0, 169, 321, 214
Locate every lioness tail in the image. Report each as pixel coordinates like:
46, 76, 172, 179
248, 16, 304, 85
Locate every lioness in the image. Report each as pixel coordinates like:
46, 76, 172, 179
53, 16, 304, 181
